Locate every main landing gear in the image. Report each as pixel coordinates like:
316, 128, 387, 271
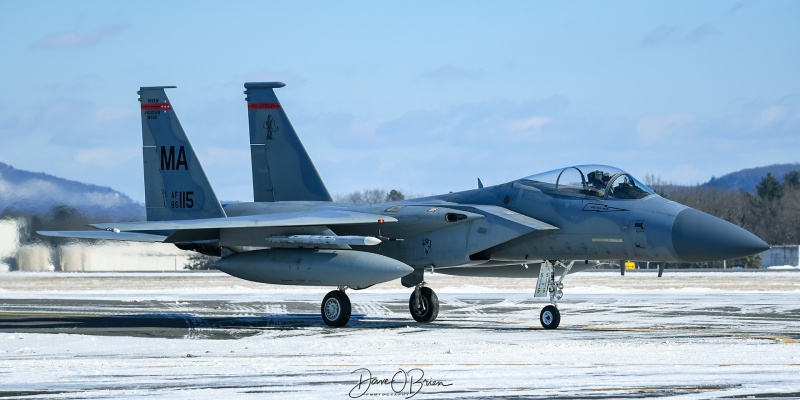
321, 260, 572, 329
321, 288, 351, 327
402, 270, 440, 324
320, 283, 441, 327
535, 260, 574, 330
409, 284, 439, 323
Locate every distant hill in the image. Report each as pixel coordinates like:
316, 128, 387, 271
0, 162, 144, 222
704, 163, 800, 193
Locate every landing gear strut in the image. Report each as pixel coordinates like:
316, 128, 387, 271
536, 260, 574, 329
409, 284, 439, 323
321, 288, 351, 327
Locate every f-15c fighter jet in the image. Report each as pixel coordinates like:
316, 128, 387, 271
40, 83, 769, 329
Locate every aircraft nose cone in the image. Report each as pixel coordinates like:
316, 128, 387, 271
672, 208, 769, 262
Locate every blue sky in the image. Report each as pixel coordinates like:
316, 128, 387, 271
1, 1, 798, 202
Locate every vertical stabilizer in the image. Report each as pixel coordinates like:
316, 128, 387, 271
244, 82, 332, 202
138, 87, 226, 221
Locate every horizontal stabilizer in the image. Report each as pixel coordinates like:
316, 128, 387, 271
37, 230, 168, 242
92, 209, 397, 232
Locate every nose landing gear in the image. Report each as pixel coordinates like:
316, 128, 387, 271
535, 260, 574, 329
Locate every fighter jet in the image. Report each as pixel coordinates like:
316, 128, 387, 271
39, 83, 769, 329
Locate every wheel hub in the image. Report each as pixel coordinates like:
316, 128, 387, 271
324, 298, 341, 320
542, 311, 553, 325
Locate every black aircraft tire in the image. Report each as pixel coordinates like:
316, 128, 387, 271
409, 287, 439, 323
321, 290, 351, 327
540, 305, 561, 329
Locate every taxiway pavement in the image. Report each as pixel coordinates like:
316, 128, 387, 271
1, 271, 799, 399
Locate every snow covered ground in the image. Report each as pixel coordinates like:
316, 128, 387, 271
1, 271, 800, 399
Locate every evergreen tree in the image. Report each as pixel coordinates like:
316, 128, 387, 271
185, 253, 219, 270
756, 173, 783, 201
783, 171, 800, 188
385, 189, 405, 202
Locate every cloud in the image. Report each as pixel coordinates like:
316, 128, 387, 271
777, 92, 800, 104
0, 98, 139, 146
416, 64, 483, 83
74, 147, 138, 166
92, 106, 135, 123
727, 2, 746, 15
636, 113, 694, 144
203, 147, 250, 167
685, 24, 720, 43
506, 116, 552, 139
641, 24, 681, 46
725, 99, 800, 134
32, 24, 130, 49
754, 105, 789, 129
641, 23, 720, 46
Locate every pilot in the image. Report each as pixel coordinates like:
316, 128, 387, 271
588, 171, 606, 196
599, 173, 611, 197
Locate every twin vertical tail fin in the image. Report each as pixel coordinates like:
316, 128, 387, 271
138, 86, 226, 221
137, 82, 327, 222
244, 82, 332, 202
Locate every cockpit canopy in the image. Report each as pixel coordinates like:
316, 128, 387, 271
518, 165, 656, 200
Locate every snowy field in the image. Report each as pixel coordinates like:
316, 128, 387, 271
1, 271, 800, 399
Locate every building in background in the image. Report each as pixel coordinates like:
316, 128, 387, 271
1, 218, 192, 272
761, 246, 800, 269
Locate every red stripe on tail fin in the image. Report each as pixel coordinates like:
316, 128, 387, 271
248, 102, 281, 110
141, 103, 172, 111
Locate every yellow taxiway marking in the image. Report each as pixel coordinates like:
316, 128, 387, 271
582, 327, 796, 344
734, 333, 797, 344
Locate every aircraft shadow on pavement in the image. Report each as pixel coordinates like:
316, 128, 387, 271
0, 312, 537, 339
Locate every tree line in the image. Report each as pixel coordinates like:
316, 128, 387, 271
651, 171, 800, 247
333, 189, 409, 204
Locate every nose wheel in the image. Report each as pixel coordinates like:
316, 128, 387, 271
409, 285, 439, 323
321, 289, 351, 327
540, 304, 561, 329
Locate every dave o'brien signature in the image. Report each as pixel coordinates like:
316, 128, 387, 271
349, 367, 452, 398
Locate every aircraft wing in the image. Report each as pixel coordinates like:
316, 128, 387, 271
91, 209, 396, 232
37, 230, 168, 242
38, 209, 396, 245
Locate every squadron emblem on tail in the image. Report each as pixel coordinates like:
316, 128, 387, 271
264, 115, 279, 140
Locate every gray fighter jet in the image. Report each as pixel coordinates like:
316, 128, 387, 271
40, 83, 769, 329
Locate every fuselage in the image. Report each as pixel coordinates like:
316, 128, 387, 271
213, 165, 768, 270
